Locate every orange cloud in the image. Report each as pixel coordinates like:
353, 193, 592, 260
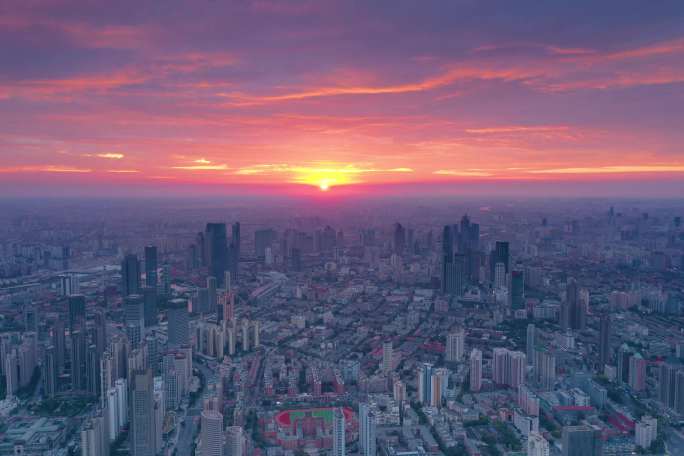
0, 165, 92, 173
528, 165, 684, 174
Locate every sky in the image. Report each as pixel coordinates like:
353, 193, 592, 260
1, 0, 684, 197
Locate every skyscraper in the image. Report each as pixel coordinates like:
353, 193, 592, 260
332, 407, 346, 456
492, 348, 526, 388
124, 294, 145, 329
207, 276, 217, 313
446, 329, 465, 362
443, 253, 466, 296
43, 345, 57, 398
200, 409, 224, 456
490, 241, 510, 280
81, 415, 109, 456
418, 362, 433, 404
130, 369, 158, 456
71, 329, 87, 391
382, 340, 393, 373
535, 349, 556, 390
121, 254, 141, 296
511, 269, 525, 309
167, 299, 189, 348
561, 278, 586, 331
359, 403, 376, 456
228, 222, 241, 283
526, 324, 535, 366
144, 245, 158, 289
599, 314, 611, 367
68, 294, 86, 331
52, 320, 66, 375
628, 353, 646, 391
561, 425, 602, 456
393, 222, 406, 254
470, 349, 482, 392
205, 223, 228, 287
142, 287, 158, 327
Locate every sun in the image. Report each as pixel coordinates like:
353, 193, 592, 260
319, 181, 330, 191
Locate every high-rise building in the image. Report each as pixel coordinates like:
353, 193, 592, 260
144, 246, 158, 289
200, 409, 224, 456
535, 349, 556, 390
43, 346, 57, 398
628, 353, 647, 391
359, 403, 376, 456
417, 362, 433, 403
470, 349, 482, 392
492, 348, 526, 388
616, 344, 633, 384
130, 369, 158, 456
382, 340, 393, 373
561, 278, 586, 331
635, 416, 657, 449
52, 320, 66, 375
561, 425, 602, 456
443, 253, 466, 296
526, 324, 535, 366
167, 299, 189, 347
446, 328, 465, 362
205, 223, 228, 287
528, 431, 550, 456
490, 241, 510, 280
121, 254, 141, 297
68, 295, 86, 331
81, 415, 109, 456
86, 344, 101, 397
511, 269, 525, 309
430, 368, 449, 407
659, 363, 679, 410
332, 407, 346, 456
142, 287, 158, 328
124, 294, 145, 328
71, 329, 87, 391
207, 276, 217, 313
229, 222, 241, 283
599, 314, 611, 367
255, 228, 276, 258
225, 426, 245, 456
393, 223, 406, 254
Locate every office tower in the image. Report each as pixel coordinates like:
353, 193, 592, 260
332, 407, 346, 456
160, 264, 171, 296
528, 431, 550, 456
616, 344, 632, 384
440, 225, 454, 293
393, 222, 406, 254
4, 350, 18, 398
490, 240, 510, 280
86, 344, 101, 397
43, 346, 57, 398
561, 425, 603, 456
142, 287, 158, 327
417, 362, 433, 403
144, 246, 158, 289
167, 299, 189, 347
635, 416, 657, 449
255, 228, 275, 258
382, 340, 393, 373
225, 426, 245, 456
124, 294, 145, 329
493, 348, 526, 388
126, 322, 142, 349
93, 309, 107, 356
676, 370, 684, 415
71, 329, 87, 391
53, 320, 66, 375
359, 403, 376, 456
130, 369, 158, 456
205, 223, 228, 287
443, 253, 466, 296
200, 409, 223, 456
598, 314, 611, 367
81, 415, 109, 456
659, 363, 678, 409
227, 326, 236, 356
561, 278, 586, 331
446, 328, 465, 362
121, 254, 141, 296
511, 269, 525, 309
229, 222, 241, 283
535, 349, 556, 390
494, 262, 506, 289
68, 294, 86, 331
207, 276, 217, 313
470, 349, 482, 392
526, 324, 535, 366
628, 353, 646, 391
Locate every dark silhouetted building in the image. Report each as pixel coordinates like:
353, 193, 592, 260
144, 245, 158, 289
121, 254, 141, 296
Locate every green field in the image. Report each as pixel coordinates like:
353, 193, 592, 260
289, 409, 333, 422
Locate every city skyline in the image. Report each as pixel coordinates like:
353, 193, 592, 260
2, 1, 684, 197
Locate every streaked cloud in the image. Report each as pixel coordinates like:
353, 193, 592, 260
528, 165, 684, 174
433, 169, 493, 177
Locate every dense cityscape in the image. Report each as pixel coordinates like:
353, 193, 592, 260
0, 198, 683, 456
